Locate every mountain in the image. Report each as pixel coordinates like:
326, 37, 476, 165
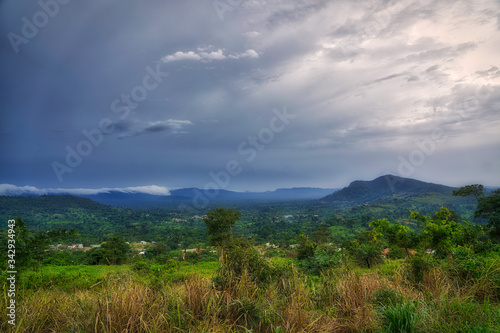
320, 174, 457, 206
0, 184, 338, 208
82, 187, 339, 208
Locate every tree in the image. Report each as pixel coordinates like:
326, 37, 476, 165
312, 226, 330, 244
370, 218, 418, 257
100, 236, 131, 264
350, 242, 383, 268
296, 234, 317, 260
475, 189, 500, 237
203, 208, 241, 246
8, 217, 78, 269
411, 207, 462, 258
146, 242, 171, 262
453, 184, 484, 201
84, 247, 108, 265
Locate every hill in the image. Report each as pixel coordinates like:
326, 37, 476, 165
80, 187, 339, 208
320, 174, 470, 208
318, 175, 482, 222
321, 175, 455, 204
0, 195, 144, 242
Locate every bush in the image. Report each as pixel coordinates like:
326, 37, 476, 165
216, 238, 275, 289
380, 301, 420, 333
131, 261, 150, 273
164, 260, 180, 273
349, 243, 383, 269
406, 253, 436, 284
387, 246, 406, 260
296, 244, 341, 275
445, 247, 486, 282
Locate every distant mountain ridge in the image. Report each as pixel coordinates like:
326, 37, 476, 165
0, 185, 338, 208
320, 174, 457, 205
81, 187, 339, 207
2, 175, 493, 209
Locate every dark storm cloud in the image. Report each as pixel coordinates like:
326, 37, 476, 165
117, 119, 194, 138
1, 0, 499, 190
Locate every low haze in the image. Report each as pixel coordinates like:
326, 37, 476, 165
1, 0, 499, 192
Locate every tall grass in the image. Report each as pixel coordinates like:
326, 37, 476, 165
380, 301, 420, 333
2, 257, 500, 332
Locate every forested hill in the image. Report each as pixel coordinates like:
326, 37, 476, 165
0, 195, 134, 241
320, 174, 458, 206
0, 195, 113, 215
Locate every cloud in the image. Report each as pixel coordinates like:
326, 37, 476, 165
243, 31, 261, 38
161, 51, 201, 62
0, 184, 171, 196
398, 42, 477, 63
118, 119, 193, 138
161, 48, 259, 63
363, 72, 408, 86
1, 0, 500, 191
476, 66, 500, 79
229, 49, 259, 59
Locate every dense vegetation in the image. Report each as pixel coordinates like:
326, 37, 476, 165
1, 184, 500, 332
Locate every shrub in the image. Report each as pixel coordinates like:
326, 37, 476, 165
446, 247, 486, 283
387, 246, 406, 260
380, 301, 420, 333
296, 244, 341, 275
131, 261, 150, 273
350, 243, 384, 269
216, 238, 275, 289
164, 259, 179, 273
406, 253, 436, 285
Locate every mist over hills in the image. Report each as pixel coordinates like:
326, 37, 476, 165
0, 184, 338, 208
1, 174, 494, 209
78, 187, 341, 208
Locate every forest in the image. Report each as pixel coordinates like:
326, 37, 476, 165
1, 184, 500, 332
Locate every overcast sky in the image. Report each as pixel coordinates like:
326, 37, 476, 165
1, 0, 499, 193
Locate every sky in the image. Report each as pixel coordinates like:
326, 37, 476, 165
1, 0, 499, 194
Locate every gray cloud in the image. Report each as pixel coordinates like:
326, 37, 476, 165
117, 119, 194, 138
398, 42, 477, 63
1, 0, 499, 190
476, 66, 500, 79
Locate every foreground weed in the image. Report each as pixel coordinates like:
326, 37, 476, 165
380, 301, 420, 333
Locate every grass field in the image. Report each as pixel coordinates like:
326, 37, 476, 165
3, 255, 500, 332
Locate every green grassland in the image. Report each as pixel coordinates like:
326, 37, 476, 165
3, 252, 500, 333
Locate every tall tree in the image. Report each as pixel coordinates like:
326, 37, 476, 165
203, 208, 241, 246
100, 236, 131, 264
453, 184, 484, 201
475, 189, 500, 237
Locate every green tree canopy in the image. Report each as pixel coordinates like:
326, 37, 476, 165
453, 184, 484, 201
370, 218, 418, 257
475, 189, 500, 237
8, 217, 78, 269
100, 236, 131, 264
203, 208, 241, 246
411, 207, 462, 258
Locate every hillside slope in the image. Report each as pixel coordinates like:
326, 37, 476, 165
321, 174, 456, 205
